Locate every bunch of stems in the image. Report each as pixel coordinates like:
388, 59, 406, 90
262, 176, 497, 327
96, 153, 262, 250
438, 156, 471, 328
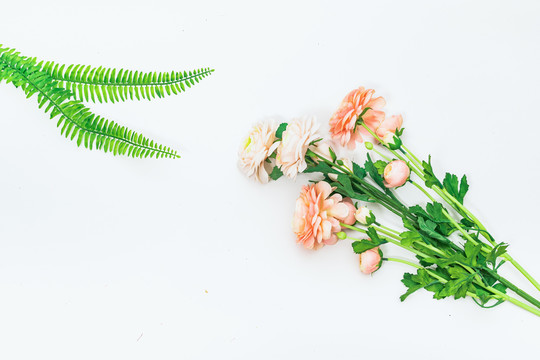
359, 123, 540, 294
306, 146, 540, 317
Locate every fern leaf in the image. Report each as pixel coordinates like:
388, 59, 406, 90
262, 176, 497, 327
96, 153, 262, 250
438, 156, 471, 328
0, 46, 180, 159
39, 59, 214, 103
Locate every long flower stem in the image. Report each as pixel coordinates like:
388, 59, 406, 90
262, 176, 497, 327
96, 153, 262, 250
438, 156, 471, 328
344, 222, 540, 313
308, 150, 413, 220
501, 254, 540, 293
400, 142, 540, 293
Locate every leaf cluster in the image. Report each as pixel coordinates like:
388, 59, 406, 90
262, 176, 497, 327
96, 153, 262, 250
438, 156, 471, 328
0, 45, 213, 158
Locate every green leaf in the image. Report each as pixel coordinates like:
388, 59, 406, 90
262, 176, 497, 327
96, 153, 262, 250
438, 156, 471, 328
458, 175, 469, 204
275, 122, 288, 139
303, 161, 340, 175
336, 174, 355, 198
352, 161, 366, 179
0, 46, 180, 159
486, 243, 509, 267
351, 227, 387, 254
400, 230, 422, 247
425, 202, 450, 223
443, 173, 469, 204
365, 153, 385, 188
328, 146, 337, 162
422, 155, 442, 189
400, 269, 438, 301
418, 217, 448, 243
40, 62, 214, 103
269, 166, 283, 180
373, 160, 387, 176
464, 240, 482, 266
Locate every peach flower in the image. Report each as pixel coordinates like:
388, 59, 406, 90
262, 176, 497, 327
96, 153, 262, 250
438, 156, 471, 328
376, 114, 403, 139
276, 116, 322, 179
329, 87, 386, 150
383, 160, 410, 188
341, 197, 357, 225
293, 181, 353, 250
360, 247, 381, 274
238, 121, 279, 183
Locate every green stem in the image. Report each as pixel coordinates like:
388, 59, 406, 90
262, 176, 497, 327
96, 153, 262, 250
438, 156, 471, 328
345, 223, 540, 314
483, 267, 540, 310
401, 144, 422, 168
372, 147, 392, 162
401, 143, 540, 294
487, 285, 540, 317
411, 180, 436, 201
502, 254, 540, 293
376, 223, 400, 235
308, 150, 412, 219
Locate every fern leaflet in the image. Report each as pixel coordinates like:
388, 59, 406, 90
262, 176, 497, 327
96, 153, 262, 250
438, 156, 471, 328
0, 45, 180, 159
39, 61, 214, 103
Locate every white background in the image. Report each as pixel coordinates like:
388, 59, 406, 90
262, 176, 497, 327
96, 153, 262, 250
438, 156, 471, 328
1, 0, 539, 359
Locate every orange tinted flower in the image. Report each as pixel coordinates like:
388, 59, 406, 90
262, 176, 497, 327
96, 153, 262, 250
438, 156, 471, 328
329, 87, 386, 149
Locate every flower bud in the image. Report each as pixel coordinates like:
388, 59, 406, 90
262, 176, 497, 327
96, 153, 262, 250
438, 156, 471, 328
329, 158, 353, 181
360, 247, 382, 274
364, 142, 374, 150
312, 141, 333, 162
383, 160, 410, 188
381, 132, 402, 150
336, 231, 347, 240
355, 206, 375, 225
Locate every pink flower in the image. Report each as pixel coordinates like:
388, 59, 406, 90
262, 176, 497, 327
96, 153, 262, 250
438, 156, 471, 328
329, 87, 386, 150
276, 116, 321, 179
383, 160, 410, 188
376, 114, 403, 139
293, 181, 353, 250
341, 198, 357, 225
359, 247, 381, 274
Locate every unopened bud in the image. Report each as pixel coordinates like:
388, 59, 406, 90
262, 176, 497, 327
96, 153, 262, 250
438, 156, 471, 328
355, 207, 375, 225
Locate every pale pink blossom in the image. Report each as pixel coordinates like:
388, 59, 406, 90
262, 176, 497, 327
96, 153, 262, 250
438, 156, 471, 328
293, 181, 353, 250
341, 198, 357, 225
359, 247, 381, 274
355, 206, 373, 225
276, 116, 322, 179
329, 87, 386, 150
238, 121, 280, 183
376, 114, 403, 139
383, 160, 410, 188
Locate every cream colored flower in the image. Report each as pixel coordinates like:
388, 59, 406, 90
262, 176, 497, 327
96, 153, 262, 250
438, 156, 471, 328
238, 121, 279, 183
276, 116, 321, 179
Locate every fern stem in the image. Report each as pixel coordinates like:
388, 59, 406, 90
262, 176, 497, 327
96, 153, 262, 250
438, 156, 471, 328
50, 68, 215, 87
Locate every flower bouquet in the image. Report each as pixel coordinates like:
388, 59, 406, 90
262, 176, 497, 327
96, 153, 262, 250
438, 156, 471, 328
239, 86, 540, 317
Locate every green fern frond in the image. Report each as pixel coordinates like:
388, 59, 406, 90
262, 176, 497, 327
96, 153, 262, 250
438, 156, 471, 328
38, 61, 214, 103
0, 45, 180, 159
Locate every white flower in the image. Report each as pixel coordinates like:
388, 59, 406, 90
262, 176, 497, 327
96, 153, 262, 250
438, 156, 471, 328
238, 121, 280, 183
276, 116, 321, 179
312, 141, 333, 161
355, 206, 374, 225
